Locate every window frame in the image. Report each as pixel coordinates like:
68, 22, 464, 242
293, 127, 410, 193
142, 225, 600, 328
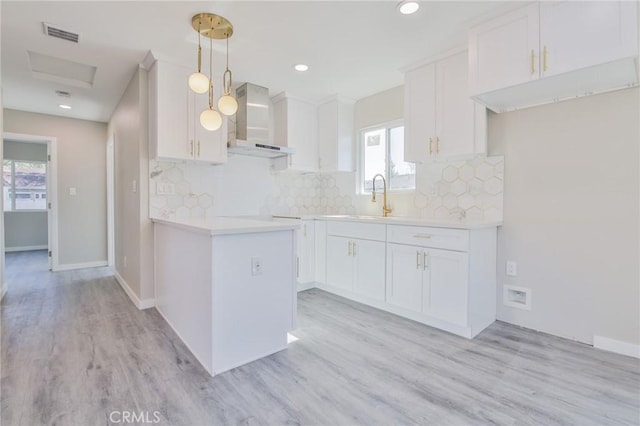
3, 159, 48, 213
358, 120, 415, 195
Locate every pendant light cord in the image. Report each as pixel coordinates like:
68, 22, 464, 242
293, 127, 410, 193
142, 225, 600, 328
208, 19, 214, 109
197, 20, 202, 73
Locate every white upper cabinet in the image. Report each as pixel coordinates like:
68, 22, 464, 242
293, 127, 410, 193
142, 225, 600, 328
469, 1, 639, 112
404, 50, 486, 164
317, 97, 355, 172
272, 94, 318, 172
149, 60, 191, 161
468, 3, 539, 95
539, 1, 639, 78
149, 60, 227, 164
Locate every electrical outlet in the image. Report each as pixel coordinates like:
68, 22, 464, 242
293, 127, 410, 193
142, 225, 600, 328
69, 187, 77, 196
506, 261, 517, 276
132, 180, 137, 193
251, 257, 262, 276
156, 182, 175, 195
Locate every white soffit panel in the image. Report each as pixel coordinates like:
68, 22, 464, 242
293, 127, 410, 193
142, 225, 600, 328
27, 51, 97, 88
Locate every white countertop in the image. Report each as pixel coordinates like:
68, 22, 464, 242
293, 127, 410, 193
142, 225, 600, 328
152, 217, 300, 236
310, 215, 501, 230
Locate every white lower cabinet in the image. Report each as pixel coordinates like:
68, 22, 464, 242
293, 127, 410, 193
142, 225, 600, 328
387, 243, 424, 312
326, 236, 354, 291
386, 244, 468, 327
296, 220, 315, 287
423, 248, 468, 327
318, 220, 497, 338
326, 235, 385, 302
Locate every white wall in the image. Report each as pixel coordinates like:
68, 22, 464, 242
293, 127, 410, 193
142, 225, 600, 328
4, 212, 47, 250
3, 109, 108, 266
3, 140, 48, 250
488, 87, 640, 346
108, 67, 153, 303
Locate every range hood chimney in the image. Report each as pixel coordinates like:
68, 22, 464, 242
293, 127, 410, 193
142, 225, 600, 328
228, 83, 294, 159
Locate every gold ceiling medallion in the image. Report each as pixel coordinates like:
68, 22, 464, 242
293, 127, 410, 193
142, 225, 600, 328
191, 13, 233, 40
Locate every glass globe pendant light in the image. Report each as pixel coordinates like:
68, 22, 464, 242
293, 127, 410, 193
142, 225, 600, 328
200, 30, 222, 131
188, 18, 209, 94
217, 35, 238, 116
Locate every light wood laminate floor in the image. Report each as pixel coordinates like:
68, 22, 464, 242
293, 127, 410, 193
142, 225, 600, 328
2, 250, 639, 425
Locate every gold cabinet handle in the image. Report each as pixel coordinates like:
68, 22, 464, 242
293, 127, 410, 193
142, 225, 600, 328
413, 234, 433, 239
197, 140, 201, 157
543, 45, 548, 72
423, 252, 429, 271
530, 49, 536, 75
429, 137, 433, 156
352, 242, 357, 256
416, 250, 422, 269
190, 140, 194, 156
436, 136, 440, 154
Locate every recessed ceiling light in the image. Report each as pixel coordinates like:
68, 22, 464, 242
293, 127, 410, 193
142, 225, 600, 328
59, 104, 72, 109
398, 0, 420, 15
294, 64, 309, 72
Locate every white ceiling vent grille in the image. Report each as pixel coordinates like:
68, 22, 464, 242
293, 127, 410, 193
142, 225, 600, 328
43, 22, 80, 43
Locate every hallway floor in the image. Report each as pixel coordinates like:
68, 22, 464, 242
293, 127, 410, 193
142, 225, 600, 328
2, 250, 639, 425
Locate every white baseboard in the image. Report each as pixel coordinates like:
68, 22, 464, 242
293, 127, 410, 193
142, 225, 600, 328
53, 260, 108, 271
297, 281, 316, 292
114, 271, 155, 310
593, 335, 640, 359
5, 245, 47, 252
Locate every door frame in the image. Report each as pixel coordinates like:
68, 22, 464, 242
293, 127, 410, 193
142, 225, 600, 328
3, 132, 59, 270
106, 133, 115, 268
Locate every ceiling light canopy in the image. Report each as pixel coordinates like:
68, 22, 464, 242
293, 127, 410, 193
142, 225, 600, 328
189, 13, 238, 131
398, 0, 420, 15
294, 64, 309, 72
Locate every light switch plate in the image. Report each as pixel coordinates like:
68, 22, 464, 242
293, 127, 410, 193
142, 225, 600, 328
506, 261, 517, 276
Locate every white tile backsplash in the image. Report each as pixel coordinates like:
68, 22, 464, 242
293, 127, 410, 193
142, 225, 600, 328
149, 154, 503, 222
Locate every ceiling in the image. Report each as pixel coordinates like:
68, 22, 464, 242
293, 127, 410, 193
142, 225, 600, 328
1, 1, 523, 123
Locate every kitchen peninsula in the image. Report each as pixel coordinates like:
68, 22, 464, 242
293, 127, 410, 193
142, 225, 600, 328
153, 217, 299, 376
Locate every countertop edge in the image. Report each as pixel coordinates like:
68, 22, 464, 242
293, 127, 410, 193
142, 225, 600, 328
307, 215, 502, 230
152, 218, 300, 235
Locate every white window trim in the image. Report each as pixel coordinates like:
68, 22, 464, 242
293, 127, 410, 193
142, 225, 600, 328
357, 119, 414, 195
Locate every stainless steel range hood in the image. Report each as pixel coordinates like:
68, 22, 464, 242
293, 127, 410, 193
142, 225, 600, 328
227, 83, 294, 159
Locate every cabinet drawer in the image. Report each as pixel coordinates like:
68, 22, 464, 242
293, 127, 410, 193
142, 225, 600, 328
326, 221, 386, 241
387, 225, 469, 252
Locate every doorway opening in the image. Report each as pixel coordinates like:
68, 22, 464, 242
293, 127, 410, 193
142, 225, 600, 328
2, 133, 58, 289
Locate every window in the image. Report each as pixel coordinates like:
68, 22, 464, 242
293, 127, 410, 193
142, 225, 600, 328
361, 124, 415, 193
3, 160, 47, 211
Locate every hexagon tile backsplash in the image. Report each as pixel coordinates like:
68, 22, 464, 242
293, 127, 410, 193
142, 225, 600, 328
149, 155, 503, 222
260, 173, 356, 217
413, 155, 503, 221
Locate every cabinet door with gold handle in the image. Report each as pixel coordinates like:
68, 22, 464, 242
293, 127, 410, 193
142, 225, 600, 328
530, 49, 536, 76
190, 140, 194, 157
436, 137, 440, 155
428, 137, 433, 156
416, 250, 422, 270
347, 241, 352, 257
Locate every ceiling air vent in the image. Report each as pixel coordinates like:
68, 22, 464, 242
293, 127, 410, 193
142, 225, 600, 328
43, 22, 80, 43
55, 90, 71, 98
